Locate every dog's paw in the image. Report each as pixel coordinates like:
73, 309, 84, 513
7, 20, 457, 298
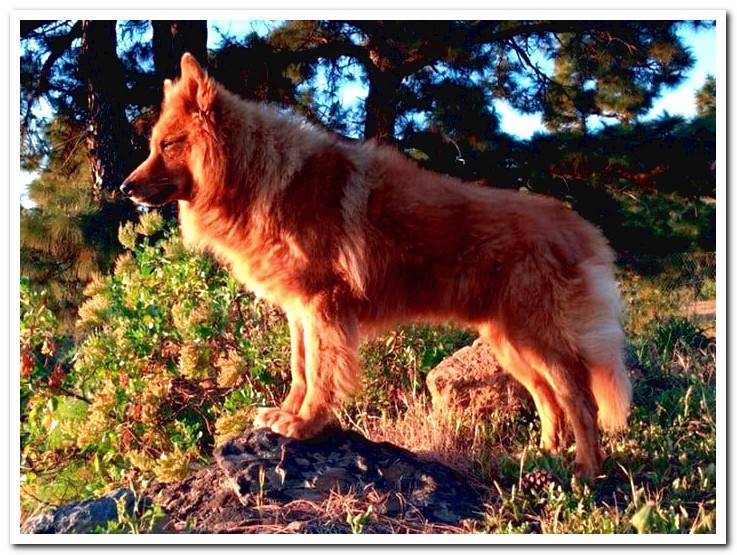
253, 406, 289, 429
574, 459, 601, 481
258, 409, 324, 439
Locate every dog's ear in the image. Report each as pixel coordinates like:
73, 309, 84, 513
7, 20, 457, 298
162, 78, 174, 99
179, 53, 216, 114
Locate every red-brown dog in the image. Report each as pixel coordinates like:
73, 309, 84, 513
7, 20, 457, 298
122, 54, 631, 477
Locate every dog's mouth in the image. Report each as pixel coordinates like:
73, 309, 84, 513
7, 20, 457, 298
129, 183, 179, 207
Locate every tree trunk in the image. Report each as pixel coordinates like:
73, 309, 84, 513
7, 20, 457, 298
152, 21, 208, 79
363, 70, 400, 143
79, 20, 136, 201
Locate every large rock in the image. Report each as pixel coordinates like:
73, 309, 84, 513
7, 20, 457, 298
21, 488, 138, 534
22, 429, 485, 534
426, 341, 531, 416
154, 428, 484, 532
218, 428, 481, 522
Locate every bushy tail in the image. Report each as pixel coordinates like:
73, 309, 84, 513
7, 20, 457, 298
590, 360, 632, 431
577, 261, 632, 431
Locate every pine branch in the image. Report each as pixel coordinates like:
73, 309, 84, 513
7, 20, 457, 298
20, 20, 56, 40
22, 20, 83, 129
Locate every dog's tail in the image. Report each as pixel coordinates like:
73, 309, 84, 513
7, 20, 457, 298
590, 359, 632, 432
577, 262, 632, 432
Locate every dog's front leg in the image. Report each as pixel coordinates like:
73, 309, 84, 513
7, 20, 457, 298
257, 305, 360, 440
253, 315, 306, 429
281, 315, 307, 413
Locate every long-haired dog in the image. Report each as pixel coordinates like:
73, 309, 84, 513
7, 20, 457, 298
122, 54, 631, 477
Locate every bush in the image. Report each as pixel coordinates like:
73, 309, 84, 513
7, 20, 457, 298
21, 212, 290, 509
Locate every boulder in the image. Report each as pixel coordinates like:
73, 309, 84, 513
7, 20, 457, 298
21, 488, 138, 534
154, 428, 484, 532
426, 341, 531, 416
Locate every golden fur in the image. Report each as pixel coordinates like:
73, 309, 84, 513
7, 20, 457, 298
122, 54, 631, 477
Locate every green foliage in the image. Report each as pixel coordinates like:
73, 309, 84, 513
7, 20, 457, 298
20, 213, 291, 512
70, 216, 290, 481
346, 505, 374, 534
20, 118, 133, 333
21, 119, 99, 331
96, 495, 169, 534
644, 317, 710, 360
542, 24, 694, 132
696, 75, 716, 117
358, 325, 475, 412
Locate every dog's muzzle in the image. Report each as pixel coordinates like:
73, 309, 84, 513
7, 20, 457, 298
120, 180, 135, 197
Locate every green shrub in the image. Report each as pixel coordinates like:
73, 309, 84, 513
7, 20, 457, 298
20, 213, 290, 510
72, 214, 290, 481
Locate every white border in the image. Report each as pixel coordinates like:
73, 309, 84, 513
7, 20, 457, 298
8, 7, 727, 547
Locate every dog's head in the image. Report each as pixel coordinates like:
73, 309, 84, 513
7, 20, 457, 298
120, 53, 217, 206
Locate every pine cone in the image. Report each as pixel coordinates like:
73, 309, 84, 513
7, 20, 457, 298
520, 469, 556, 495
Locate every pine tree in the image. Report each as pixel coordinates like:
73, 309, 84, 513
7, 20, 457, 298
20, 118, 116, 331
696, 75, 716, 117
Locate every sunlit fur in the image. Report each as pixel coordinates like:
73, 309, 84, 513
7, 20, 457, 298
125, 54, 632, 478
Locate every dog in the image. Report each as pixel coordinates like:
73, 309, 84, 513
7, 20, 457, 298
121, 53, 631, 478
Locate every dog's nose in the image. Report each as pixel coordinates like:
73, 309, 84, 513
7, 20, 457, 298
120, 180, 135, 197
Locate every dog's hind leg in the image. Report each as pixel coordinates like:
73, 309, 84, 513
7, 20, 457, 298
266, 304, 361, 439
254, 315, 307, 429
479, 325, 567, 454
531, 351, 603, 478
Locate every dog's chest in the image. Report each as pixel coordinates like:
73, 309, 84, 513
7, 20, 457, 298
179, 202, 307, 306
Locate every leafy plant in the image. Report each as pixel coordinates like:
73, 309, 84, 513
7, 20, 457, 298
20, 212, 291, 512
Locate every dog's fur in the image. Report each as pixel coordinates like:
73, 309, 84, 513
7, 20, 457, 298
122, 54, 631, 477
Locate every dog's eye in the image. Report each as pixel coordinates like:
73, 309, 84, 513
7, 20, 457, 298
161, 137, 185, 152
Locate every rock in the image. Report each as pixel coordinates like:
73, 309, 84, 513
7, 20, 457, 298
426, 341, 530, 416
215, 428, 483, 524
23, 429, 486, 533
150, 464, 250, 533
153, 428, 484, 531
21, 488, 137, 534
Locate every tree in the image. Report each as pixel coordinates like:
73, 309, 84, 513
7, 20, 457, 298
249, 20, 698, 143
696, 75, 716, 117
152, 21, 208, 79
20, 118, 115, 331
79, 20, 139, 201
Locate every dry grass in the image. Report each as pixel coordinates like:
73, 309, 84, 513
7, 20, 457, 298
345, 392, 531, 490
